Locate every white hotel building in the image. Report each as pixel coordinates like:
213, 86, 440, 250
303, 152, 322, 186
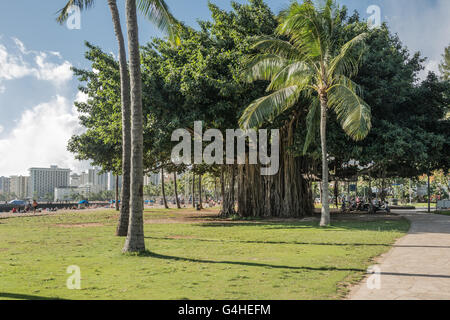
29, 165, 71, 199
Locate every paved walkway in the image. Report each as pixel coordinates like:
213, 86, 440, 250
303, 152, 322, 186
349, 210, 450, 300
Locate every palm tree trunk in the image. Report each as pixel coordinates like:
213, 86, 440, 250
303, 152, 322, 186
319, 94, 330, 226
108, 0, 131, 237
123, 0, 145, 253
174, 172, 181, 209
161, 168, 168, 209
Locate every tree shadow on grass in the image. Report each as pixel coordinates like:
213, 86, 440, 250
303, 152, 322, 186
196, 221, 409, 233
0, 292, 65, 300
144, 236, 391, 247
137, 250, 365, 272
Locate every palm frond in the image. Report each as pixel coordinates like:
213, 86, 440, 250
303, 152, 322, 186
328, 33, 367, 78
267, 61, 314, 91
276, 1, 328, 60
239, 86, 300, 129
243, 54, 291, 83
303, 97, 320, 154
57, 0, 95, 24
327, 76, 371, 140
137, 0, 181, 45
250, 36, 303, 60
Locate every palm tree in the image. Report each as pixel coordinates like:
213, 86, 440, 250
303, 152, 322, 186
57, 0, 179, 248
240, 0, 371, 226
57, 1, 130, 237
123, 1, 180, 252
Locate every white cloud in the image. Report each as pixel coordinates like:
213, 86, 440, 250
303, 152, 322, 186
34, 52, 73, 84
384, 0, 450, 79
424, 60, 440, 76
75, 90, 88, 104
0, 125, 3, 134
12, 37, 27, 54
0, 37, 73, 90
0, 44, 35, 80
0, 96, 84, 176
0, 83, 5, 94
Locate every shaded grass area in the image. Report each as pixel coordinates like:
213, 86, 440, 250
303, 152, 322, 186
0, 208, 409, 300
436, 210, 450, 216
412, 203, 436, 208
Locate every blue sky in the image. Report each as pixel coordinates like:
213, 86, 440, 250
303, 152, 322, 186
0, 0, 449, 176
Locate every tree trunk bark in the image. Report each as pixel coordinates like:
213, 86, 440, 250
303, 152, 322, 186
108, 0, 131, 237
409, 178, 412, 204
123, 0, 145, 253
236, 123, 312, 218
220, 165, 236, 216
214, 178, 218, 201
192, 173, 196, 208
161, 168, 168, 209
318, 181, 322, 203
220, 166, 225, 205
319, 94, 330, 226
174, 172, 181, 209
334, 180, 338, 208
115, 175, 120, 211
198, 174, 203, 210
428, 172, 431, 213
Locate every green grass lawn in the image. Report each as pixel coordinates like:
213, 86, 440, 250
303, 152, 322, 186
0, 208, 409, 300
412, 203, 436, 208
436, 210, 450, 216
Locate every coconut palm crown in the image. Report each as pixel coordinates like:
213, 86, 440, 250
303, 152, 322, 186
240, 0, 372, 226
57, 0, 180, 45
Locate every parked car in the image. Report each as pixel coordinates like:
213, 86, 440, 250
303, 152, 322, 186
8, 200, 27, 206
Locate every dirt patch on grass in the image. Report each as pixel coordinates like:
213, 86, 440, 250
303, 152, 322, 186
53, 223, 104, 228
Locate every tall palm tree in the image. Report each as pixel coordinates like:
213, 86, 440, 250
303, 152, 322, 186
122, 0, 179, 252
108, 0, 132, 236
57, 0, 132, 237
57, 0, 180, 247
122, 0, 145, 252
240, 0, 371, 226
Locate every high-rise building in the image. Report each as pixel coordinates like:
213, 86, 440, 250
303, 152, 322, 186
54, 186, 79, 202
78, 168, 110, 194
144, 172, 160, 186
0, 176, 10, 195
29, 165, 71, 199
80, 171, 89, 185
70, 173, 81, 187
10, 175, 29, 199
107, 173, 122, 191
96, 171, 109, 191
